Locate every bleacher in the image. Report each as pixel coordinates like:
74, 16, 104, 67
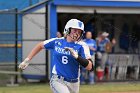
108, 54, 140, 80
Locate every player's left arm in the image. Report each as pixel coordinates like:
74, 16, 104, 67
19, 42, 44, 70
79, 43, 94, 71
65, 42, 94, 71
85, 59, 94, 71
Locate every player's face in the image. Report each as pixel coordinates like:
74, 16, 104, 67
69, 28, 82, 41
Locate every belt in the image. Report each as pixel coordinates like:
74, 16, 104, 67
53, 74, 78, 83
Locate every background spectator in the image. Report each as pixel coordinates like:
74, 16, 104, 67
96, 32, 111, 80
81, 31, 97, 84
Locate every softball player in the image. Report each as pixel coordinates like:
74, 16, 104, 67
19, 19, 94, 93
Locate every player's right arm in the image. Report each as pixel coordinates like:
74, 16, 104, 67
18, 42, 44, 70
19, 38, 58, 70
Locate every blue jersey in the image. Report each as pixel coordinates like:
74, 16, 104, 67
43, 37, 91, 79
96, 38, 110, 52
83, 39, 97, 55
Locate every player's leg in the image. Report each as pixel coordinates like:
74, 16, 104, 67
102, 53, 109, 80
96, 52, 104, 81
101, 53, 108, 69
65, 81, 80, 93
50, 75, 70, 93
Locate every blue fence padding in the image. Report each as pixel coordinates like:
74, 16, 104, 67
0, 34, 15, 40
0, 48, 21, 62
0, 0, 40, 10
0, 9, 21, 63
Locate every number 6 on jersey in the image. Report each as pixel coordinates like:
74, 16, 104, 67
62, 56, 68, 64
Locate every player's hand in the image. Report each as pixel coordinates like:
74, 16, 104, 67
18, 58, 30, 70
64, 47, 78, 59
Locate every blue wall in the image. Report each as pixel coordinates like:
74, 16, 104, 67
54, 0, 140, 7
0, 0, 40, 10
0, 0, 40, 63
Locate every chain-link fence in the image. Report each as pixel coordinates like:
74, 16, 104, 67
0, 8, 21, 85
0, 8, 48, 86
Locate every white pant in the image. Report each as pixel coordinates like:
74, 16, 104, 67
101, 53, 108, 69
91, 54, 95, 65
50, 74, 80, 93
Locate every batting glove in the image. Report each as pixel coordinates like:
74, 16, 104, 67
19, 58, 30, 70
64, 47, 78, 59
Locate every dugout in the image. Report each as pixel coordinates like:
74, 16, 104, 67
21, 0, 140, 81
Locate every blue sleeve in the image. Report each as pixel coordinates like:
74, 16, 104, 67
43, 38, 57, 49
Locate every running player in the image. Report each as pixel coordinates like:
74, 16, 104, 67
19, 19, 94, 93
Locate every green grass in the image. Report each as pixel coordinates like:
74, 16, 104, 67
0, 82, 140, 93
80, 83, 140, 93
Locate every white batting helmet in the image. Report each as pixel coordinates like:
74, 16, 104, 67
64, 19, 84, 37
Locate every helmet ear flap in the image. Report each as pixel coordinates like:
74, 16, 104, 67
68, 28, 71, 34
64, 28, 71, 35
